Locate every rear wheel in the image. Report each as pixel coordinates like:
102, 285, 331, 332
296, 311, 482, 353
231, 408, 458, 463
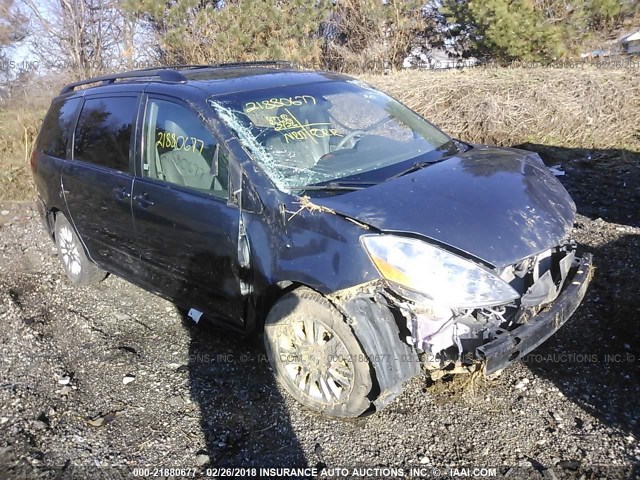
263, 287, 374, 417
55, 214, 106, 286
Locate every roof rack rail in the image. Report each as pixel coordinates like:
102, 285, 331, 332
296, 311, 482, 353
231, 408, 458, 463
60, 69, 187, 95
59, 61, 298, 95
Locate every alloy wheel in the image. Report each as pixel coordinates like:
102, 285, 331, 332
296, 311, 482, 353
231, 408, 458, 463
58, 225, 82, 278
275, 316, 355, 404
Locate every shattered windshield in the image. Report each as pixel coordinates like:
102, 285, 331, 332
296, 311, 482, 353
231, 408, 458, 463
207, 80, 455, 192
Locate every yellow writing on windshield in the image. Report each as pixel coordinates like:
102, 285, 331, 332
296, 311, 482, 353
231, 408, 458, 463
264, 110, 344, 144
244, 95, 317, 113
266, 114, 298, 131
283, 128, 343, 144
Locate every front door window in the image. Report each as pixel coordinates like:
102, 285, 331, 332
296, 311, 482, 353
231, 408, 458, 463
143, 98, 229, 199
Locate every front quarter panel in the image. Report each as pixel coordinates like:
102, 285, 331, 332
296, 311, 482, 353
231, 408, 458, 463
248, 196, 379, 296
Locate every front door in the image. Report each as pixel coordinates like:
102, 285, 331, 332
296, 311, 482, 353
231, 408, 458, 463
131, 95, 243, 324
62, 94, 139, 277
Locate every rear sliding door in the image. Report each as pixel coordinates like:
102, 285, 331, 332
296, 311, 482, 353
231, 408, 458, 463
62, 94, 140, 277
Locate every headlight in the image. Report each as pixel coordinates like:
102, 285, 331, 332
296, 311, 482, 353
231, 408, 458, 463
361, 235, 519, 308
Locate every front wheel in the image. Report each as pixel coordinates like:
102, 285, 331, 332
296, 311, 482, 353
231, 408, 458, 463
263, 287, 374, 417
55, 214, 106, 286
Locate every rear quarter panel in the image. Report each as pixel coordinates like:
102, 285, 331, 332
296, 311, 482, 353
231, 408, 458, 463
32, 153, 68, 235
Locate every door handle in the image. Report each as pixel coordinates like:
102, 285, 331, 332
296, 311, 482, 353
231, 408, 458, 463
134, 193, 155, 208
113, 185, 131, 201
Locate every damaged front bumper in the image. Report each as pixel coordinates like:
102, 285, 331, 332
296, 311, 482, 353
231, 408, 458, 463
477, 253, 593, 375
330, 251, 593, 409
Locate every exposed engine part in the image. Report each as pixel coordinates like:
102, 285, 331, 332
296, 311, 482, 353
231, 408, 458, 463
500, 243, 578, 299
395, 242, 579, 371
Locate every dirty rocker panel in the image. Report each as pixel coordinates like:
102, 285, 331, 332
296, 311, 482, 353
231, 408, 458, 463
477, 254, 593, 375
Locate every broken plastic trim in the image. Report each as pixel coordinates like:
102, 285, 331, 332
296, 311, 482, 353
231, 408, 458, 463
477, 254, 593, 374
327, 281, 421, 410
520, 249, 576, 307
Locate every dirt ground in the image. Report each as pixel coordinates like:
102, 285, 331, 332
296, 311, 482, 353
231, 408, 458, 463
0, 147, 638, 479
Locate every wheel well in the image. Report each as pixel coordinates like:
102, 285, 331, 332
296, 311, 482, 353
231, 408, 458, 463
253, 281, 315, 333
47, 207, 60, 241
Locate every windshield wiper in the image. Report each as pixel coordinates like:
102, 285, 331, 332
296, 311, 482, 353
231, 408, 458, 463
386, 160, 440, 181
385, 140, 465, 182
292, 181, 376, 192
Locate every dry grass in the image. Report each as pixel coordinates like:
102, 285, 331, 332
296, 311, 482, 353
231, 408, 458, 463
0, 67, 638, 201
362, 67, 640, 151
0, 79, 56, 201
0, 105, 47, 201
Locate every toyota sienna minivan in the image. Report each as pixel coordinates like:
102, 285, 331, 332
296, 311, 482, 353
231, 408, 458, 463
31, 62, 593, 417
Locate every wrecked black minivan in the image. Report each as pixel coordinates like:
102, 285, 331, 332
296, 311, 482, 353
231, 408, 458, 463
32, 63, 592, 417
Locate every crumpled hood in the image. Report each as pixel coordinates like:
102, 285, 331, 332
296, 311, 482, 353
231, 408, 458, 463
313, 146, 576, 268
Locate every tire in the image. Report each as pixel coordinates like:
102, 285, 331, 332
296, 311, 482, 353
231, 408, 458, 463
263, 287, 374, 417
54, 214, 106, 286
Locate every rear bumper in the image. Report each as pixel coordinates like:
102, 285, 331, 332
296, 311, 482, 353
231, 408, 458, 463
476, 253, 593, 375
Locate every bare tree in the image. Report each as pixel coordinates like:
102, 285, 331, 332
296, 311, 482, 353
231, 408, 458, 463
0, 0, 27, 46
0, 0, 28, 93
323, 0, 426, 73
1, 0, 27, 65
22, 0, 135, 78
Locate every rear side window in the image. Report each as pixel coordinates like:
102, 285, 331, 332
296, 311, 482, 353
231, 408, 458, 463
73, 96, 137, 172
37, 98, 81, 158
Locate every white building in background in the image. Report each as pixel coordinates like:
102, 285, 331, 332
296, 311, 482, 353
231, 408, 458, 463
580, 29, 640, 58
403, 45, 478, 70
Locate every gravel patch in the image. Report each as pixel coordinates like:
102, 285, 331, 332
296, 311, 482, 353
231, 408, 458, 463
0, 152, 638, 479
